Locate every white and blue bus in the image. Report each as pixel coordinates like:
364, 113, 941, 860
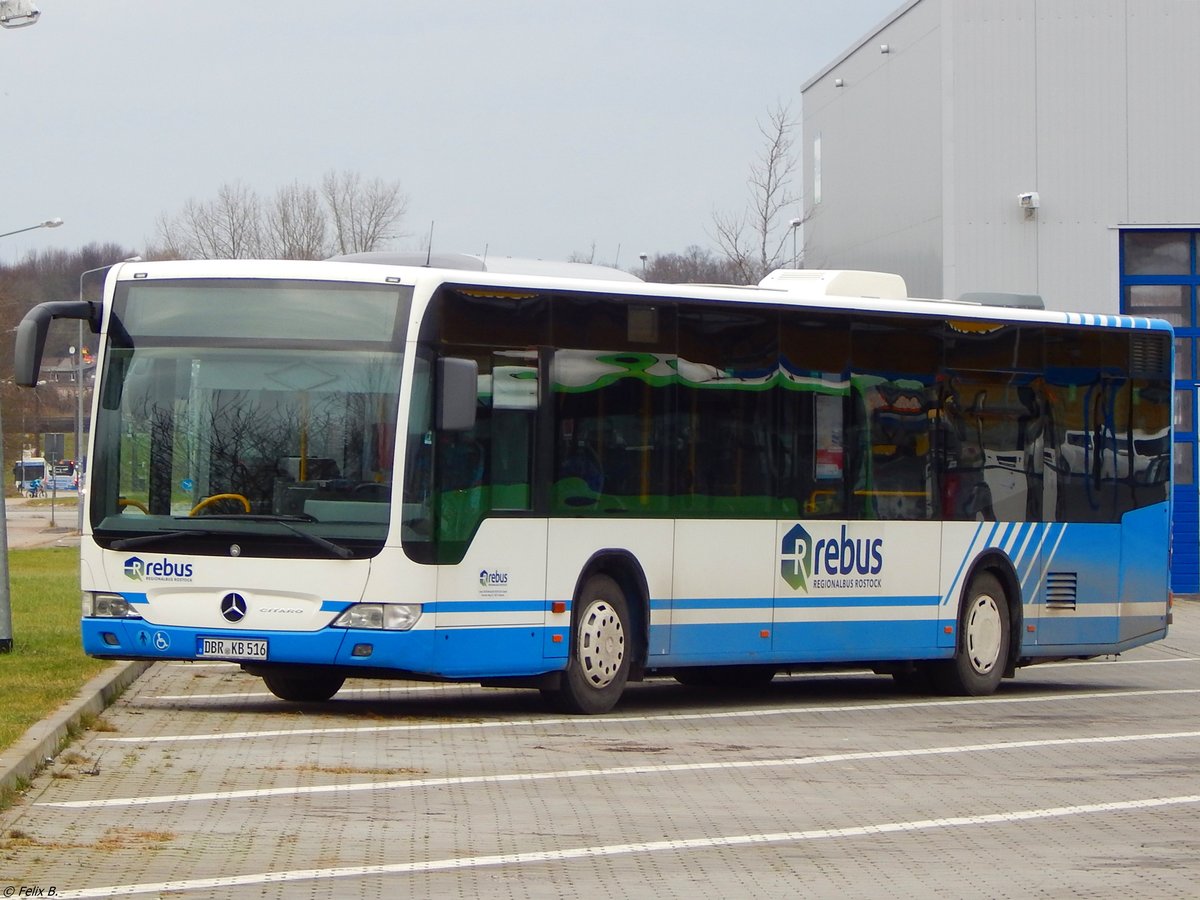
15, 257, 1174, 713
12, 456, 46, 494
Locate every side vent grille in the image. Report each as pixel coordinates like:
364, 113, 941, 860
1131, 334, 1170, 378
1045, 572, 1079, 610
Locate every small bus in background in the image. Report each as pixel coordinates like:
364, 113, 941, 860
13, 457, 46, 495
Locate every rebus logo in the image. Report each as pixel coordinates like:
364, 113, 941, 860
124, 556, 145, 581
124, 555, 194, 582
479, 569, 509, 587
780, 525, 884, 593
780, 525, 813, 592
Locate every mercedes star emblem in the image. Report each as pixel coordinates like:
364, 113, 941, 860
220, 592, 248, 623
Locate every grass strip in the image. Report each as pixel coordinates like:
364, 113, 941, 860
0, 547, 109, 754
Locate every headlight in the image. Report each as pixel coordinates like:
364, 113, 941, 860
332, 603, 422, 631
85, 592, 142, 619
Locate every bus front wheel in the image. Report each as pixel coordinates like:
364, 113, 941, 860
543, 574, 630, 715
933, 572, 1010, 696
262, 670, 345, 703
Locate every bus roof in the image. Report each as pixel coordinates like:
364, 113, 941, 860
107, 259, 1173, 334
331, 251, 642, 283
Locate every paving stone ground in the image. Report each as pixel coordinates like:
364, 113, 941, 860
1, 600, 1197, 898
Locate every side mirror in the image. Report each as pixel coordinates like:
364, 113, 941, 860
14, 300, 97, 387
437, 357, 477, 431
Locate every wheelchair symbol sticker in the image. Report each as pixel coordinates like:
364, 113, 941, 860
153, 631, 171, 651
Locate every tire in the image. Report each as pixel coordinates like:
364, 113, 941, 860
262, 670, 346, 703
933, 572, 1010, 696
543, 574, 631, 714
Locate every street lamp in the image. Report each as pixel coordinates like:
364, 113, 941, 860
0, 0, 41, 29
1, 0, 49, 653
789, 217, 803, 269
0, 217, 63, 239
0, 215, 65, 652
639, 253, 648, 277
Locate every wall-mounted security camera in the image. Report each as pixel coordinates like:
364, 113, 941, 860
1018, 191, 1040, 209
0, 0, 40, 28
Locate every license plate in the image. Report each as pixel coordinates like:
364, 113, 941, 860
198, 637, 268, 660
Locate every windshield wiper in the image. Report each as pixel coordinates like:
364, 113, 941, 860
181, 513, 354, 560
271, 517, 354, 560
110, 529, 212, 550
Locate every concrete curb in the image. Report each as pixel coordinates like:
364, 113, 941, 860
0, 660, 153, 797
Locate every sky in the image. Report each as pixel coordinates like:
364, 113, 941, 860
2, 1, 900, 268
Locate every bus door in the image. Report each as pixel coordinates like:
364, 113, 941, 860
674, 520, 776, 661
1116, 500, 1170, 643
1038, 359, 1128, 647
1116, 364, 1172, 642
419, 350, 549, 675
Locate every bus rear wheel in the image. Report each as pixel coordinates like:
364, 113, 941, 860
543, 574, 630, 715
262, 670, 346, 703
933, 572, 1010, 696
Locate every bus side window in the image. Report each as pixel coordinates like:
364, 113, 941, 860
1046, 328, 1128, 523
852, 319, 939, 521
780, 314, 851, 518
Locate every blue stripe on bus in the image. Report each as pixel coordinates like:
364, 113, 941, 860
82, 613, 1163, 682
774, 595, 940, 608
671, 597, 773, 610
83, 619, 354, 665
1014, 528, 1038, 597
943, 522, 988, 606
1031, 522, 1068, 598
426, 626, 563, 677
667, 619, 944, 664
996, 521, 1018, 553
667, 596, 940, 611
1006, 522, 1033, 568
942, 520, 1088, 609
427, 600, 549, 613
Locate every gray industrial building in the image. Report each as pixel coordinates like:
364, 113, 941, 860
801, 0, 1199, 591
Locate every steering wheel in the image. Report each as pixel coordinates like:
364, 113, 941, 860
190, 493, 252, 516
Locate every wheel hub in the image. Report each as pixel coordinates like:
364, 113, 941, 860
578, 600, 625, 688
965, 594, 1003, 674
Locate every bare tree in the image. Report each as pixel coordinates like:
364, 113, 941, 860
641, 245, 741, 284
712, 103, 803, 285
157, 181, 264, 259
322, 170, 409, 255
0, 242, 138, 463
567, 243, 598, 265
263, 181, 329, 260
153, 170, 408, 260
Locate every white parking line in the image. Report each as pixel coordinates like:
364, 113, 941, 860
151, 670, 885, 702
40, 729, 1200, 810
96, 687, 1200, 744
164, 662, 238, 668
52, 793, 1200, 899
150, 683, 463, 701
1039, 656, 1199, 668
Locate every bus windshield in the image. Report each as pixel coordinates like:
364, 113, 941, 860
89, 278, 412, 556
